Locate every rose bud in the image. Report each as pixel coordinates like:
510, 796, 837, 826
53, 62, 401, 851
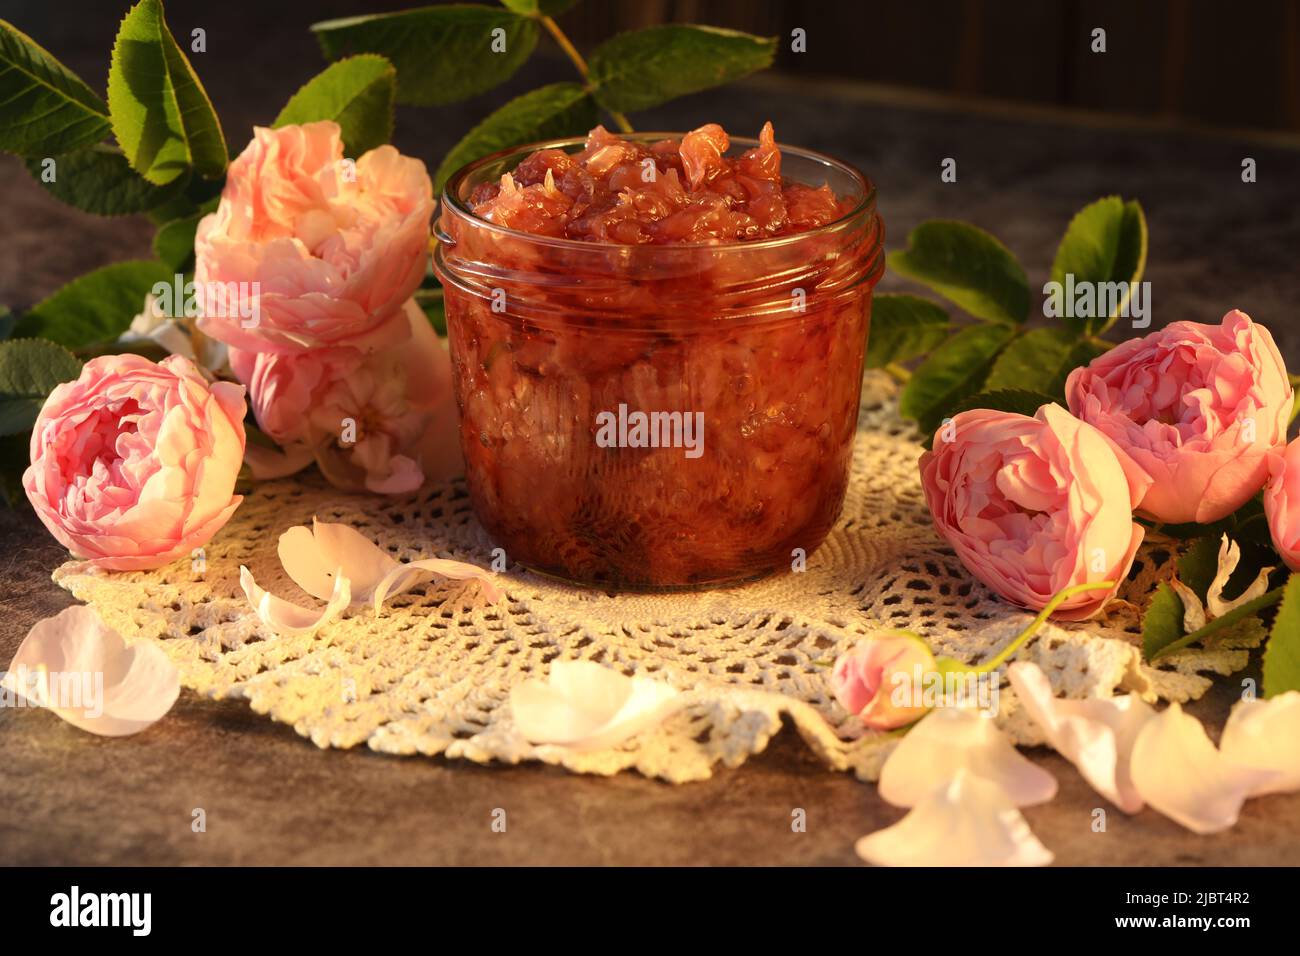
831, 631, 936, 730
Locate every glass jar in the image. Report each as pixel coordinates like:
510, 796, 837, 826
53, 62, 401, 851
434, 134, 884, 589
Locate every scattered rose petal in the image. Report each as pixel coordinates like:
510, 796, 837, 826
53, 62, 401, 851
278, 518, 399, 605
878, 706, 1057, 808
856, 769, 1054, 867
1220, 691, 1300, 796
240, 565, 350, 637
1008, 662, 1155, 813
1206, 535, 1274, 618
274, 518, 502, 610
1129, 702, 1278, 834
0, 605, 178, 736
370, 557, 503, 612
510, 659, 680, 751
1170, 578, 1208, 633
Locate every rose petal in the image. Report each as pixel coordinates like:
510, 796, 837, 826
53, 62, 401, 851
510, 659, 680, 751
1169, 578, 1208, 633
0, 605, 179, 736
370, 556, 503, 612
856, 769, 1053, 867
240, 564, 350, 637
1008, 662, 1155, 813
1206, 535, 1274, 618
1220, 691, 1300, 796
878, 706, 1057, 808
278, 519, 398, 604
1130, 702, 1279, 833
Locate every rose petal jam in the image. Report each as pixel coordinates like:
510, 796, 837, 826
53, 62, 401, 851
435, 124, 883, 588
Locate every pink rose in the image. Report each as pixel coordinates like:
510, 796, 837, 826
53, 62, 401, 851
831, 631, 936, 730
919, 404, 1147, 621
1265, 439, 1300, 570
195, 121, 434, 355
1065, 310, 1291, 524
24, 355, 246, 570
230, 300, 460, 494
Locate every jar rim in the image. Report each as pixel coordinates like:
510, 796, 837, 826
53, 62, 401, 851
440, 131, 876, 253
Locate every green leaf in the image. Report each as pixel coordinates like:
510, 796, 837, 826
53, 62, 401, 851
312, 5, 538, 107
588, 25, 777, 113
434, 81, 596, 192
889, 221, 1030, 325
1176, 537, 1221, 600
984, 327, 1109, 399
1264, 573, 1300, 697
1142, 582, 1186, 661
152, 199, 216, 272
947, 388, 1057, 420
273, 54, 396, 158
0, 307, 14, 340
0, 20, 111, 156
107, 0, 228, 186
24, 144, 185, 216
1050, 196, 1148, 336
13, 259, 174, 350
0, 338, 82, 435
899, 322, 1016, 434
864, 294, 949, 369
498, 0, 580, 14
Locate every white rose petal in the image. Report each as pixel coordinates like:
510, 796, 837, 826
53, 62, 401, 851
1220, 691, 1300, 796
240, 565, 350, 638
1, 605, 179, 737
1008, 662, 1155, 813
510, 659, 681, 751
276, 518, 502, 610
1129, 702, 1279, 834
878, 706, 1057, 809
856, 769, 1053, 867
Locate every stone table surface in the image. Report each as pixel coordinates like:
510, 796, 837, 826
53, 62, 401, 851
4, 68, 1300, 865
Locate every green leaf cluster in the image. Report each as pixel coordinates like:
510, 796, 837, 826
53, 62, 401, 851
880, 196, 1148, 436
310, 4, 776, 192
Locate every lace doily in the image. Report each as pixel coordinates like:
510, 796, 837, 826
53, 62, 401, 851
53, 373, 1261, 783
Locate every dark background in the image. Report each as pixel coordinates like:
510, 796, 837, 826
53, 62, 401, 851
3, 1, 1300, 865
11, 0, 1300, 134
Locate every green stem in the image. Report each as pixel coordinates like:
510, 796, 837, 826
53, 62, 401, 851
1149, 586, 1284, 661
972, 581, 1117, 674
542, 15, 633, 134
884, 362, 912, 383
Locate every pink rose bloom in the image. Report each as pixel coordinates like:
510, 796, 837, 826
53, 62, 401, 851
195, 121, 434, 354
919, 404, 1148, 621
831, 631, 936, 730
1065, 310, 1291, 524
24, 355, 246, 570
230, 300, 460, 494
1265, 439, 1300, 570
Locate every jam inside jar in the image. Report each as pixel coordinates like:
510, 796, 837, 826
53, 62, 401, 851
434, 131, 884, 589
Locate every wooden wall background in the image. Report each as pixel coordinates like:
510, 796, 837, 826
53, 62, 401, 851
556, 0, 1300, 132
16, 1, 1300, 133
